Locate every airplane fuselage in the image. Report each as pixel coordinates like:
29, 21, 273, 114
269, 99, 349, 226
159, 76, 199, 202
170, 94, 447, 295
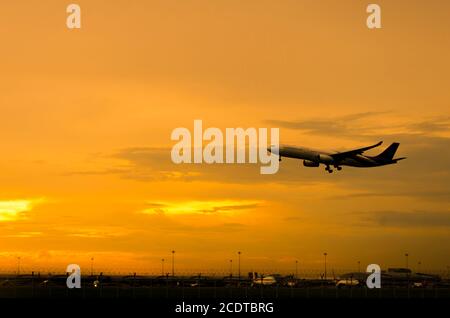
272, 146, 392, 168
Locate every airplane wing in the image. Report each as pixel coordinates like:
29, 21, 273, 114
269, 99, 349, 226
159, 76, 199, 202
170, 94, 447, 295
330, 141, 383, 161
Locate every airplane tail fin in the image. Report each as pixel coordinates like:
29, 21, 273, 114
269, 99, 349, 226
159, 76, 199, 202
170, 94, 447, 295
372, 142, 400, 162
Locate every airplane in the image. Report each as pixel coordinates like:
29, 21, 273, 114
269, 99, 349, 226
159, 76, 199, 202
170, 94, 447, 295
269, 141, 406, 173
252, 275, 277, 286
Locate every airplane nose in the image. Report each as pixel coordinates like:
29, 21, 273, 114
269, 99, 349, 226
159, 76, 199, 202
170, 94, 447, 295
268, 145, 279, 155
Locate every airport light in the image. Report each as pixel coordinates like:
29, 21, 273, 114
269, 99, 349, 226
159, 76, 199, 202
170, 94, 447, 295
17, 257, 21, 276
405, 253, 409, 269
323, 253, 327, 280
172, 250, 175, 277
238, 251, 241, 282
161, 258, 165, 276
229, 259, 233, 277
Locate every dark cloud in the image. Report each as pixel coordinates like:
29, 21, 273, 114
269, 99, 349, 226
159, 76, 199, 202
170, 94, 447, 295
408, 117, 450, 134
284, 216, 303, 222
110, 133, 450, 194
171, 222, 248, 235
71, 146, 322, 184
340, 112, 390, 121
266, 114, 449, 143
330, 190, 450, 202
65, 132, 450, 207
113, 147, 169, 167
266, 111, 390, 137
358, 210, 450, 228
66, 114, 450, 209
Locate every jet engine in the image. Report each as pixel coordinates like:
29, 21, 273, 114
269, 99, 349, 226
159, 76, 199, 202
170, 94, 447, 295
303, 160, 320, 167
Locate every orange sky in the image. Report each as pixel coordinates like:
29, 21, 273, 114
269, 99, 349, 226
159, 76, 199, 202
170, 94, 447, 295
0, 0, 449, 275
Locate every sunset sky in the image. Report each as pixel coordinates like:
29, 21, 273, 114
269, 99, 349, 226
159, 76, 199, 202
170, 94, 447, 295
0, 0, 449, 275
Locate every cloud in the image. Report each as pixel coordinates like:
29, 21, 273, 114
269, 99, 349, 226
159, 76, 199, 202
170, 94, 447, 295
358, 210, 450, 228
266, 111, 389, 137
267, 113, 450, 140
66, 113, 450, 204
69, 146, 290, 184
67, 226, 134, 239
340, 112, 390, 121
141, 200, 261, 216
284, 216, 304, 222
408, 117, 450, 134
174, 222, 248, 234
3, 231, 43, 238
330, 190, 450, 202
0, 200, 38, 222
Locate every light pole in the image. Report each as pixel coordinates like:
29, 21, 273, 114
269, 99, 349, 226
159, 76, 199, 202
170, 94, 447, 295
405, 253, 409, 269
229, 259, 233, 277
358, 261, 361, 273
17, 257, 21, 276
323, 253, 327, 280
91, 257, 94, 276
238, 251, 241, 282
161, 258, 165, 276
171, 250, 175, 277
417, 261, 421, 273
295, 260, 298, 279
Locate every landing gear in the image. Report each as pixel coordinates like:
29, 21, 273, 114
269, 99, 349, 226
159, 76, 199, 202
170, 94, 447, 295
279, 155, 282, 162
327, 165, 342, 173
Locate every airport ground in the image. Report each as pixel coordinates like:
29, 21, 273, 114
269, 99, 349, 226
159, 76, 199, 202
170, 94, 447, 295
1, 285, 450, 299
1, 274, 449, 316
